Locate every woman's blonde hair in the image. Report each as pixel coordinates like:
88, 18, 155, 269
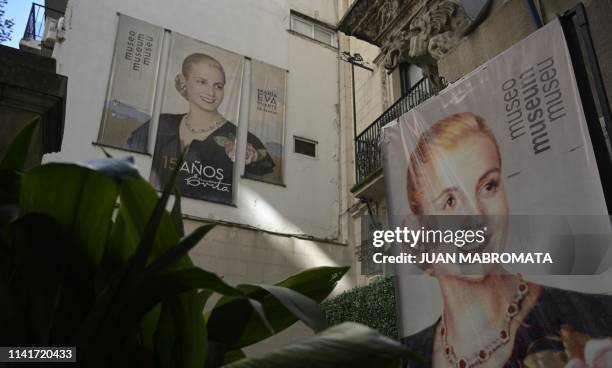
406, 112, 501, 214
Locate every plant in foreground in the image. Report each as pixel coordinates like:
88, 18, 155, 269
0, 121, 423, 367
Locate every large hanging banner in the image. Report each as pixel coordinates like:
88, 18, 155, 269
98, 14, 163, 152
146, 33, 245, 205
381, 19, 612, 367
244, 59, 287, 184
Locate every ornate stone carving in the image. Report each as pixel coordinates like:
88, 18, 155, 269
380, 0, 471, 83
339, 0, 488, 83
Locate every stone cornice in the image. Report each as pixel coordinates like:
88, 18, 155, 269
338, 0, 491, 81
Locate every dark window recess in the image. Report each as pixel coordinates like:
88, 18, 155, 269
294, 137, 317, 157
399, 62, 412, 95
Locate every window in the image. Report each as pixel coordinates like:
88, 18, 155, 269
399, 63, 424, 95
294, 137, 317, 158
313, 27, 335, 46
290, 12, 338, 48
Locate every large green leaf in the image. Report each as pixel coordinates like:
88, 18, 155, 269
16, 159, 139, 344
221, 322, 424, 368
130, 267, 244, 315
145, 224, 215, 276
250, 284, 327, 332
154, 290, 212, 368
75, 263, 244, 366
106, 177, 187, 269
168, 291, 209, 368
207, 266, 349, 350
154, 302, 176, 368
86, 176, 187, 357
63, 153, 176, 364
19, 158, 139, 269
223, 349, 246, 365
140, 304, 161, 351
171, 187, 184, 238
121, 149, 183, 284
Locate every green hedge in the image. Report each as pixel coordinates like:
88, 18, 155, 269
321, 276, 398, 339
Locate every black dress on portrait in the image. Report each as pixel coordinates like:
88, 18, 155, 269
128, 114, 274, 204
401, 286, 612, 368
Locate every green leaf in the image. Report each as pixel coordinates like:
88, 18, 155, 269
0, 117, 38, 170
171, 188, 184, 238
169, 291, 209, 368
153, 303, 176, 368
251, 284, 327, 332
75, 264, 238, 366
133, 267, 244, 315
72, 155, 184, 365
145, 224, 215, 276
221, 322, 425, 368
105, 176, 187, 273
122, 149, 183, 282
19, 163, 121, 269
207, 266, 349, 350
223, 349, 246, 365
197, 289, 214, 309
140, 304, 161, 351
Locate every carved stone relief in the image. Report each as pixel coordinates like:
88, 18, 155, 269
340, 0, 490, 84
380, 0, 471, 84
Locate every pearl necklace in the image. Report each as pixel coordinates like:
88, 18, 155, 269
184, 114, 225, 134
441, 278, 529, 368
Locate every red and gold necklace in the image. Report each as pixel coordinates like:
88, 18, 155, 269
440, 278, 529, 368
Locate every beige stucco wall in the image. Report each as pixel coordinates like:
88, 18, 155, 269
45, 0, 367, 357
187, 220, 356, 355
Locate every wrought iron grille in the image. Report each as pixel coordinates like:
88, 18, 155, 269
354, 77, 448, 185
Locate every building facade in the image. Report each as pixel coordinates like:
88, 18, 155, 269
27, 0, 362, 355
15, 0, 612, 357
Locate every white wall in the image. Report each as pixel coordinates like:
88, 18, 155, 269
48, 0, 342, 239
188, 220, 356, 355
349, 38, 385, 135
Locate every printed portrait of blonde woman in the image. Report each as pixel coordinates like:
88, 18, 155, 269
129, 52, 274, 204
400, 112, 612, 368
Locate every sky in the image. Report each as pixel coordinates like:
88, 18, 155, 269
2, 1, 43, 48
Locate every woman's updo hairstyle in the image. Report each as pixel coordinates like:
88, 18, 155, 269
175, 53, 226, 100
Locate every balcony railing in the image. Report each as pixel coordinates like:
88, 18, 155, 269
23, 3, 64, 42
354, 77, 448, 186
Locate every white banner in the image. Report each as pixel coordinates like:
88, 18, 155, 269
98, 14, 163, 152
244, 59, 287, 185
148, 33, 245, 205
382, 19, 612, 367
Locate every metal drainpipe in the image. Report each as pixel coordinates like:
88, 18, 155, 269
525, 0, 543, 28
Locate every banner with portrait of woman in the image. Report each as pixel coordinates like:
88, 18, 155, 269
97, 14, 164, 152
381, 19, 612, 368
143, 32, 245, 205
244, 59, 288, 185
